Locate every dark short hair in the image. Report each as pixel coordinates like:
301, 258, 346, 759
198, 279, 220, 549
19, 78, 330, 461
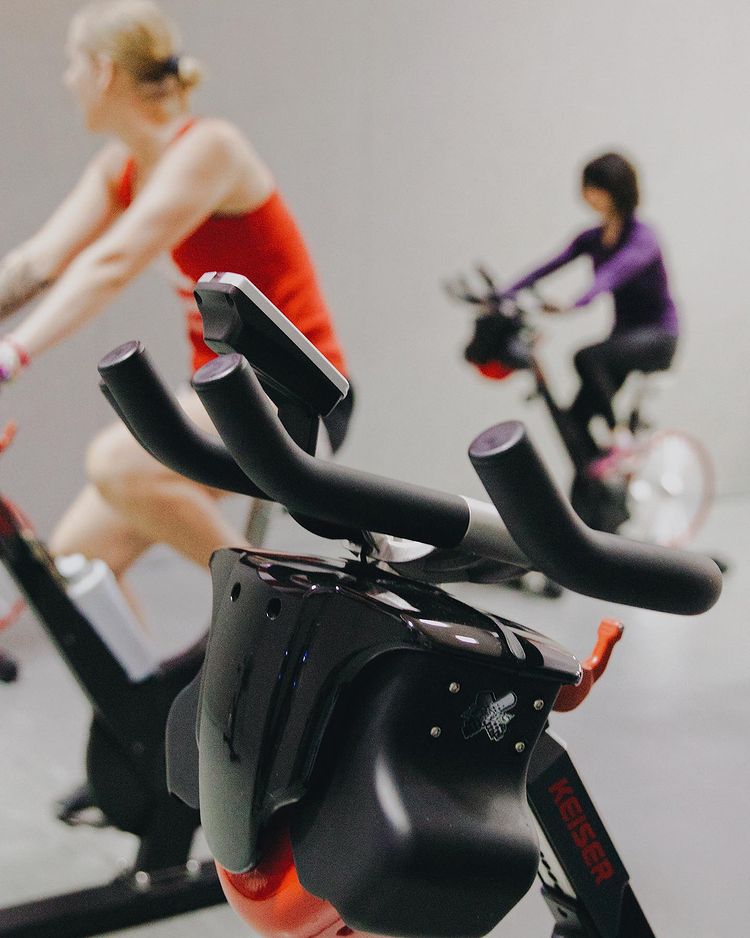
582, 153, 639, 217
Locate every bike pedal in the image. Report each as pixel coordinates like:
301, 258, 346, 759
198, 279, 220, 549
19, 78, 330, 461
58, 805, 110, 828
55, 782, 110, 828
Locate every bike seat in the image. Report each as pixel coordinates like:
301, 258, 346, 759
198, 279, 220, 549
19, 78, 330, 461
167, 547, 580, 937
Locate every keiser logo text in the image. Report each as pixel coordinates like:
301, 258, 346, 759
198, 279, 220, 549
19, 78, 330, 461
548, 778, 614, 886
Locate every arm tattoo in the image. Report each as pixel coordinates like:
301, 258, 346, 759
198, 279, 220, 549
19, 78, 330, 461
0, 255, 53, 319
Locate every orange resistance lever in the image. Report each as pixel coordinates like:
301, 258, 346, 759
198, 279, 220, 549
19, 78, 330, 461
553, 618, 624, 712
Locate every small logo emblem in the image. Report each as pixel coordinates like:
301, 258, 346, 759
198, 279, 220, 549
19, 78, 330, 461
461, 691, 517, 742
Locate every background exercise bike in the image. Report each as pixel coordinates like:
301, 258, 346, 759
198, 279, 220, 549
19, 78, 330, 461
0, 422, 226, 936
446, 266, 714, 549
100, 272, 722, 938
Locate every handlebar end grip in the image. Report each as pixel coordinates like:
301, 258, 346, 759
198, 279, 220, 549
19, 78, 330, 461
191, 353, 245, 389
97, 339, 144, 375
469, 421, 526, 459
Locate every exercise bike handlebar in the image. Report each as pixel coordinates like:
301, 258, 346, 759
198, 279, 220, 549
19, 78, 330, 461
98, 341, 267, 500
190, 354, 521, 556
469, 422, 722, 615
191, 353, 721, 615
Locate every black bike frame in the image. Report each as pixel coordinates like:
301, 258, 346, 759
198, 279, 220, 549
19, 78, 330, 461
528, 731, 655, 938
0, 495, 225, 937
0, 497, 139, 720
528, 356, 592, 474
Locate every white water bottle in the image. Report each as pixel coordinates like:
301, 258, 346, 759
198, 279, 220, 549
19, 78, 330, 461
56, 554, 161, 682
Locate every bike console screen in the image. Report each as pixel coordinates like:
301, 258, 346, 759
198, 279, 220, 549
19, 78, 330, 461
194, 272, 349, 417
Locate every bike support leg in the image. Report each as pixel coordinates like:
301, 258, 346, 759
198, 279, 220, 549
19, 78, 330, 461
527, 730, 655, 938
0, 859, 225, 938
133, 796, 200, 873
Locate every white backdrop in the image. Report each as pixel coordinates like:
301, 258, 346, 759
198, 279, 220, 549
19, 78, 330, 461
0, 0, 748, 534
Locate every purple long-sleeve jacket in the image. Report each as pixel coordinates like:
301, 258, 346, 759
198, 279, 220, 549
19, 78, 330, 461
508, 217, 679, 335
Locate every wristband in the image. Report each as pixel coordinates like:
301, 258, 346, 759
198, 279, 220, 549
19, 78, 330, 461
0, 337, 29, 382
4, 336, 30, 368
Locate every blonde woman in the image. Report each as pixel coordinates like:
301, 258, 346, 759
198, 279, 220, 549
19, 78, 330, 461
0, 1, 350, 598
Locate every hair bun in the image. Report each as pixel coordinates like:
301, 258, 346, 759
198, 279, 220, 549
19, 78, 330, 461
175, 54, 204, 90
162, 54, 180, 75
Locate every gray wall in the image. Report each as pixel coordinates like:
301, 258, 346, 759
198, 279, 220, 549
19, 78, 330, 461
1, 0, 748, 536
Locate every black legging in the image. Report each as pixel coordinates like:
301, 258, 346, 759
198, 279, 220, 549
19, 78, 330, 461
570, 327, 677, 459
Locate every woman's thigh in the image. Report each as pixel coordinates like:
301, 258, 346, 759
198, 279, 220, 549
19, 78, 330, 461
176, 384, 218, 434
606, 328, 677, 373
612, 329, 677, 372
86, 385, 222, 499
576, 330, 676, 381
52, 387, 240, 573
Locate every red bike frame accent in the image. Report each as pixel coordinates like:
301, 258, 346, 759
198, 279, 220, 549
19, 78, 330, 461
217, 823, 371, 938
474, 361, 515, 380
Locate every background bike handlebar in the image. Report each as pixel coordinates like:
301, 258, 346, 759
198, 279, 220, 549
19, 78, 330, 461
191, 354, 721, 615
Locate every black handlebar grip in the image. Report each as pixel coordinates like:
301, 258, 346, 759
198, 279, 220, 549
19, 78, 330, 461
98, 341, 266, 499
469, 421, 722, 615
192, 354, 472, 547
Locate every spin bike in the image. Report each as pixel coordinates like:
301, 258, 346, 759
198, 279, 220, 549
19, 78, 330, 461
0, 430, 227, 934
0, 644, 19, 683
99, 272, 722, 938
446, 267, 714, 548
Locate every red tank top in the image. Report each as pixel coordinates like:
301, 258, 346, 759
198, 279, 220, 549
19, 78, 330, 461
115, 121, 347, 375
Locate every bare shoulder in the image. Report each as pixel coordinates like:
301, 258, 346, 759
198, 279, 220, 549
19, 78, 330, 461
174, 117, 274, 202
89, 140, 131, 181
179, 117, 259, 163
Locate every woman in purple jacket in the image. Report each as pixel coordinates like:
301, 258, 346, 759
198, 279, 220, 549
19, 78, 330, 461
508, 153, 679, 463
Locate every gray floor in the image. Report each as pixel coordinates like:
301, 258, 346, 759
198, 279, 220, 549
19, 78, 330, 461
0, 495, 748, 936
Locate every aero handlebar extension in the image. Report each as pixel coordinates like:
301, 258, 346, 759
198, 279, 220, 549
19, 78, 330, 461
98, 344, 721, 614
468, 422, 721, 615
188, 354, 721, 615
99, 345, 526, 564
98, 342, 266, 499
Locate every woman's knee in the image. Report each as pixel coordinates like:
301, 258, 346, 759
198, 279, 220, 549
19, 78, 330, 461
85, 423, 155, 503
86, 421, 223, 511
645, 334, 678, 372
